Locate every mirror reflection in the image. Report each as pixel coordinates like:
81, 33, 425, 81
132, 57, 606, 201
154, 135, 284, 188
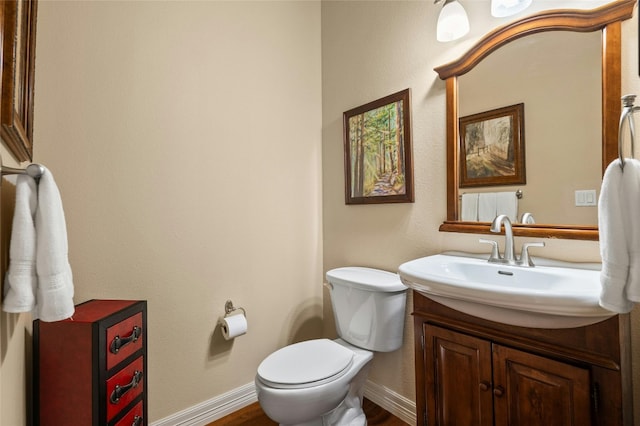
458, 31, 602, 226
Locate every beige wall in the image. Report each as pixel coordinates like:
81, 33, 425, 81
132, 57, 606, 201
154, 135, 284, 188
1, 1, 322, 424
321, 0, 639, 423
1, 0, 640, 425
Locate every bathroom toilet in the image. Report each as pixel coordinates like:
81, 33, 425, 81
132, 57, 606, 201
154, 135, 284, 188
255, 267, 408, 426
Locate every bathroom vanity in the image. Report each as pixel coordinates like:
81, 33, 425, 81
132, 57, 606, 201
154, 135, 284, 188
412, 1, 638, 423
412, 292, 632, 426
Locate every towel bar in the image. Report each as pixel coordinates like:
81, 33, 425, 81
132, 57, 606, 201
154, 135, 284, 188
1, 163, 44, 179
458, 189, 523, 200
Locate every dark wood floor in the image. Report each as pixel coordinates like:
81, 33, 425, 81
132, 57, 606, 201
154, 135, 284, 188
207, 398, 408, 426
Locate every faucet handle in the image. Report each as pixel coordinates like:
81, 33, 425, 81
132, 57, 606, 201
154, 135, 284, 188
519, 242, 545, 267
479, 238, 500, 261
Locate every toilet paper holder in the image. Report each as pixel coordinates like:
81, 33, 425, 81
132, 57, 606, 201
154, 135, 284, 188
221, 300, 246, 320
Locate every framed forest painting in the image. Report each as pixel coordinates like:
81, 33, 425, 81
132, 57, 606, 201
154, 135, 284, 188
343, 89, 414, 204
459, 103, 526, 188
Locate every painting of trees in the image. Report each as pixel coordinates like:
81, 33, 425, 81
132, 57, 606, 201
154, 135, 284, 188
459, 103, 526, 188
344, 89, 413, 204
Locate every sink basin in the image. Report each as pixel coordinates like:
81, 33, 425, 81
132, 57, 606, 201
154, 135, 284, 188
398, 252, 615, 328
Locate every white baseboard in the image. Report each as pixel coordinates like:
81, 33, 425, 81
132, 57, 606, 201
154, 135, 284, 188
150, 380, 416, 426
363, 380, 417, 425
150, 382, 257, 426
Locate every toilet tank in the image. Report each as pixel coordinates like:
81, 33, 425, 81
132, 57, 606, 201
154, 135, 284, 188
326, 267, 407, 352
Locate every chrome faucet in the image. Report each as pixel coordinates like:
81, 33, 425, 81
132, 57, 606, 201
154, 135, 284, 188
480, 215, 545, 267
491, 214, 515, 262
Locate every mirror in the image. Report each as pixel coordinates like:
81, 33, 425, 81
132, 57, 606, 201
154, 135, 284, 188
1, 0, 38, 162
459, 31, 602, 226
435, 0, 636, 240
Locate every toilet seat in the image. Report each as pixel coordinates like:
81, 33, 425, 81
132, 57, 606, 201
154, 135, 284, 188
257, 339, 354, 389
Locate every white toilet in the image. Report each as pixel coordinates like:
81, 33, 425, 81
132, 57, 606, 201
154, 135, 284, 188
255, 267, 408, 426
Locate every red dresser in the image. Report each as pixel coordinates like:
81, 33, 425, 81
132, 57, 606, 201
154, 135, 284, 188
34, 299, 147, 426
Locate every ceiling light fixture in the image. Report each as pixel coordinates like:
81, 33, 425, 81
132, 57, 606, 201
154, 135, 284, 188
436, 0, 470, 42
491, 0, 532, 18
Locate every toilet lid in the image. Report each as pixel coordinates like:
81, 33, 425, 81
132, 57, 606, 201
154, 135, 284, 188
257, 339, 354, 388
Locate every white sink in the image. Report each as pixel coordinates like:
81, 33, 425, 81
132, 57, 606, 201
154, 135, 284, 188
398, 252, 615, 328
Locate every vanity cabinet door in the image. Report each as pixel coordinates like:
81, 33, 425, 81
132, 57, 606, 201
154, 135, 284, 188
422, 324, 592, 426
424, 325, 493, 426
492, 344, 591, 426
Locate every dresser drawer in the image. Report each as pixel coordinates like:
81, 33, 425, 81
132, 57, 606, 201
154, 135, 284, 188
113, 400, 144, 426
106, 312, 144, 370
34, 300, 147, 426
107, 356, 144, 421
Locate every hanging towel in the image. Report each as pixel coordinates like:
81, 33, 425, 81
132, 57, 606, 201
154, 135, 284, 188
478, 193, 497, 222
461, 193, 479, 221
598, 158, 640, 313
496, 191, 518, 223
2, 175, 37, 313
2, 166, 74, 321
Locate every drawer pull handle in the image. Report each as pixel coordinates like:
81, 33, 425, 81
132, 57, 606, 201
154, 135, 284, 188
493, 385, 505, 397
110, 370, 143, 404
132, 415, 143, 426
110, 326, 141, 354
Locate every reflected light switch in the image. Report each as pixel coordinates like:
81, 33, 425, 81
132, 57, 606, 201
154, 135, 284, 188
575, 189, 597, 207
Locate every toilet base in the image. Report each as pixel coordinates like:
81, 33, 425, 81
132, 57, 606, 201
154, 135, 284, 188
280, 359, 371, 426
280, 399, 367, 426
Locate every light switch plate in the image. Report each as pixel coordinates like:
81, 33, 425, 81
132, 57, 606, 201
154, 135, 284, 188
575, 189, 597, 207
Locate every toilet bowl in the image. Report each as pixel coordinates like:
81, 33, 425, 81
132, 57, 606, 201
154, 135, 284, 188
255, 338, 373, 426
255, 267, 407, 426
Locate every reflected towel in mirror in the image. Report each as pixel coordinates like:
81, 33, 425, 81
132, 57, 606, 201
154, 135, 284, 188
478, 193, 498, 222
496, 191, 517, 222
461, 193, 479, 221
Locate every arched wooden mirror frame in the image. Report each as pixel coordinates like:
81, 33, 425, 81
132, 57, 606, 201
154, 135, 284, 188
435, 0, 636, 241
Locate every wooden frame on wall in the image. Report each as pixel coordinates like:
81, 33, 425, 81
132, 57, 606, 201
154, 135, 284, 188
459, 103, 525, 188
1, 0, 38, 162
343, 88, 414, 205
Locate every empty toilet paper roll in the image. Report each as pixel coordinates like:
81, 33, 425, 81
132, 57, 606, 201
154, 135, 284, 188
220, 314, 247, 340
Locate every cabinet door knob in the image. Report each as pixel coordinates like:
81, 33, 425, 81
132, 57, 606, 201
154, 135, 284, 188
493, 385, 505, 397
479, 381, 491, 391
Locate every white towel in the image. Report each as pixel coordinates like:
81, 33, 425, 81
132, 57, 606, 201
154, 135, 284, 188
2, 175, 37, 313
2, 167, 74, 321
598, 158, 640, 313
460, 193, 478, 221
478, 193, 497, 222
496, 191, 518, 222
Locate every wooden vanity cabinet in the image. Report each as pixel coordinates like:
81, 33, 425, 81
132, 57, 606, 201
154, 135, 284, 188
414, 292, 632, 426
